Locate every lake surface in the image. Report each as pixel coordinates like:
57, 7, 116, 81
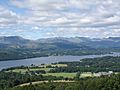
0, 52, 120, 70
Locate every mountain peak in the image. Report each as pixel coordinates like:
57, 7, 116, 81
0, 36, 30, 45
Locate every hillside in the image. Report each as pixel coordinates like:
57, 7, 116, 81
1, 36, 120, 61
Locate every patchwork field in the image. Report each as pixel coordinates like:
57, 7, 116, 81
10, 68, 53, 73
42, 73, 76, 78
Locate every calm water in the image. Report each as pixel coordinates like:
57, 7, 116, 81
0, 53, 120, 70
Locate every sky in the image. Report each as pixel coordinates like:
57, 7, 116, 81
0, 0, 120, 40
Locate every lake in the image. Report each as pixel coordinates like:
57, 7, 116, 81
0, 52, 120, 70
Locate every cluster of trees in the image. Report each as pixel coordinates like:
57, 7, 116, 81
0, 49, 48, 61
0, 48, 110, 61
0, 71, 64, 90
2, 65, 45, 71
50, 56, 120, 73
2, 73, 120, 90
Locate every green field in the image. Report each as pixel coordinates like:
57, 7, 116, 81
10, 68, 53, 73
11, 68, 93, 78
40, 64, 67, 67
51, 64, 67, 67
43, 72, 94, 78
9, 64, 67, 73
7, 63, 93, 78
43, 73, 76, 78
80, 72, 93, 78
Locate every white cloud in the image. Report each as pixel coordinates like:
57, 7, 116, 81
33, 26, 39, 30
0, 5, 20, 27
0, 0, 120, 38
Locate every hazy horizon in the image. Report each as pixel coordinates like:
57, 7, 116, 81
1, 35, 120, 40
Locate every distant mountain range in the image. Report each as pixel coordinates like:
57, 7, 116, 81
1, 36, 120, 60
1, 36, 120, 49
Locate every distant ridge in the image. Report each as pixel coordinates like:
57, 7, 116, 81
1, 36, 120, 49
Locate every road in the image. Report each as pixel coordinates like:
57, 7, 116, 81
19, 80, 75, 86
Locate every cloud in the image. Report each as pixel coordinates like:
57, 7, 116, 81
0, 0, 120, 39
0, 5, 20, 28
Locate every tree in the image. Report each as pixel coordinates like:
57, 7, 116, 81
74, 72, 81, 81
